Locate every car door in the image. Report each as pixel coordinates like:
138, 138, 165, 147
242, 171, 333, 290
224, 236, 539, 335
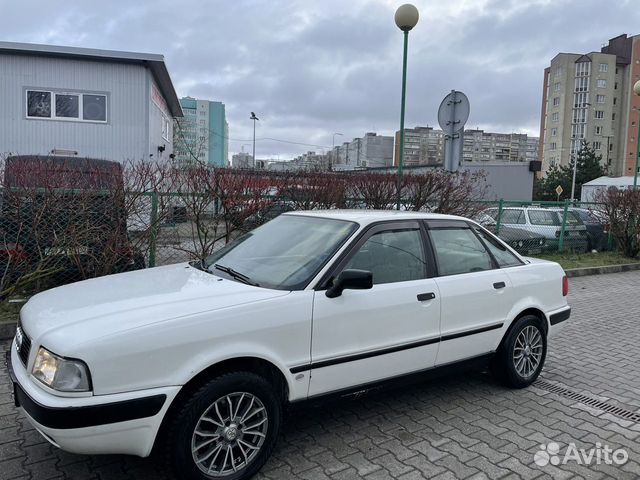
426, 220, 514, 365
307, 221, 441, 397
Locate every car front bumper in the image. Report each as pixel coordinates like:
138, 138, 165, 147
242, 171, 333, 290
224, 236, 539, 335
7, 342, 180, 457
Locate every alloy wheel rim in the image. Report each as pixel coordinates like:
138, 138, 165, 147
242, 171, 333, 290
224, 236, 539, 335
191, 392, 268, 477
513, 325, 543, 378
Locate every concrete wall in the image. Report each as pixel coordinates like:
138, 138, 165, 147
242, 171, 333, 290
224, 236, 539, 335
371, 163, 534, 201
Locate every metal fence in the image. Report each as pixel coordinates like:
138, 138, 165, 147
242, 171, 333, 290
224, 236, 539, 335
0, 189, 613, 301
474, 199, 612, 256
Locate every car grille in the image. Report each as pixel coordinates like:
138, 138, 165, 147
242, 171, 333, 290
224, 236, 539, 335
15, 323, 32, 368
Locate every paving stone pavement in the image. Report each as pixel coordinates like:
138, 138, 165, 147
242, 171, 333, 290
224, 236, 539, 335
2, 271, 640, 479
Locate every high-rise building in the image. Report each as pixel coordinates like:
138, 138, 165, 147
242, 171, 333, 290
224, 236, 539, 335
173, 97, 228, 167
539, 34, 640, 176
331, 133, 394, 170
393, 127, 537, 166
394, 127, 444, 166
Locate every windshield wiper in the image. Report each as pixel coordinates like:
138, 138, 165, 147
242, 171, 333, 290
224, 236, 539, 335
212, 264, 259, 286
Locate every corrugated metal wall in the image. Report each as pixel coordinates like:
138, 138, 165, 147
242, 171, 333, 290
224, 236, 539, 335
0, 53, 170, 162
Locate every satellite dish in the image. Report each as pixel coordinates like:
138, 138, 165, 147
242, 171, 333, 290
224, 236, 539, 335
438, 90, 470, 136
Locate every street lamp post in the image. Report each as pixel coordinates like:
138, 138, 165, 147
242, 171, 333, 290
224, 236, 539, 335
633, 80, 640, 189
250, 112, 259, 168
394, 4, 419, 210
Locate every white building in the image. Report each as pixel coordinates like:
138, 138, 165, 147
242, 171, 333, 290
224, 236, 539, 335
332, 133, 394, 170
0, 41, 183, 162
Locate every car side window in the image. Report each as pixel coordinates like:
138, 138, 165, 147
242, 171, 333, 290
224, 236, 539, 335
430, 228, 494, 276
474, 228, 523, 267
342, 228, 426, 284
501, 209, 525, 224
528, 210, 559, 226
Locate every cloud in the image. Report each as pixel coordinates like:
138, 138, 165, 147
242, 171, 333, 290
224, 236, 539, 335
2, 0, 639, 159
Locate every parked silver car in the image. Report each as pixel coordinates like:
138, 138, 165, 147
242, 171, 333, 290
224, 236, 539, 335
483, 207, 588, 252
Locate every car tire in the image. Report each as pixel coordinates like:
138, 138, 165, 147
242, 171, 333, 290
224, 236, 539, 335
491, 315, 547, 389
163, 372, 282, 480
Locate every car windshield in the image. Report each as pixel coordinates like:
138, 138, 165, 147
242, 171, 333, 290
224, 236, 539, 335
203, 215, 358, 290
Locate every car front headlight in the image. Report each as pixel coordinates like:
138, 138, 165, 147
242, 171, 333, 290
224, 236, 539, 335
32, 347, 92, 392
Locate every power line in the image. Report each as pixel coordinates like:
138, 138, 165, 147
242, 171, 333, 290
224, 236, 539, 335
176, 118, 332, 149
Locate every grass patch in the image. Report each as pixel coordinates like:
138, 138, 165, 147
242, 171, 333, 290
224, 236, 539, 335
534, 251, 640, 270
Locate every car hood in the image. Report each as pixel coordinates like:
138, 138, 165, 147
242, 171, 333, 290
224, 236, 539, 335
20, 263, 289, 350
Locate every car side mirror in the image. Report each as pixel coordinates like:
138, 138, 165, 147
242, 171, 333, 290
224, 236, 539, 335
325, 269, 373, 298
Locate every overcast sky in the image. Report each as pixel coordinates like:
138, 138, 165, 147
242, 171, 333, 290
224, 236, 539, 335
3, 0, 640, 160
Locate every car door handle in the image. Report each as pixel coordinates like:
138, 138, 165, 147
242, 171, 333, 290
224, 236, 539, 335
493, 282, 506, 289
417, 292, 436, 301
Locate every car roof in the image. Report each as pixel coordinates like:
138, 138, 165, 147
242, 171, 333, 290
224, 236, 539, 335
282, 209, 469, 225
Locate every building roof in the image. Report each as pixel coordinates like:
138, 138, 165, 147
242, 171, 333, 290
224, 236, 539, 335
0, 41, 183, 117
283, 209, 466, 225
582, 176, 637, 187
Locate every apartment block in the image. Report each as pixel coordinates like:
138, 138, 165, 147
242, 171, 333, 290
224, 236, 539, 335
331, 132, 394, 170
392, 127, 537, 166
174, 97, 228, 167
539, 34, 640, 176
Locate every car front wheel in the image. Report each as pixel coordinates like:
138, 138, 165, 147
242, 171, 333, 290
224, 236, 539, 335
492, 315, 547, 388
164, 372, 282, 480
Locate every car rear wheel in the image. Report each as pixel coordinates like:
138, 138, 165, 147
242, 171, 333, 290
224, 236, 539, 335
164, 372, 282, 480
491, 315, 547, 388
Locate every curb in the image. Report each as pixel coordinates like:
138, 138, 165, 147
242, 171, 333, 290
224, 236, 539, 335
565, 262, 640, 278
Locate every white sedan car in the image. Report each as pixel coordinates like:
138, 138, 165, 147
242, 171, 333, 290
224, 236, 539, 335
8, 211, 570, 480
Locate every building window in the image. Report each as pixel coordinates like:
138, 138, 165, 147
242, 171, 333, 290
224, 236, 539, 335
553, 97, 560, 106
554, 67, 563, 78
614, 82, 618, 89
554, 82, 561, 92
612, 113, 616, 121
550, 142, 557, 150
599, 63, 608, 72
574, 77, 588, 92
594, 110, 604, 119
573, 108, 587, 123
551, 127, 558, 136
199, 111, 206, 116
596, 79, 607, 88
593, 141, 602, 150
551, 112, 559, 122
575, 62, 591, 77
199, 120, 205, 125
26, 90, 107, 122
573, 92, 589, 108
596, 94, 606, 104
595, 126, 602, 135
613, 97, 617, 105
571, 124, 586, 138
161, 115, 170, 141
610, 143, 614, 151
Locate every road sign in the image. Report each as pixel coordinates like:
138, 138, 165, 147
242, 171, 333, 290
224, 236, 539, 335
555, 185, 563, 195
437, 90, 470, 172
